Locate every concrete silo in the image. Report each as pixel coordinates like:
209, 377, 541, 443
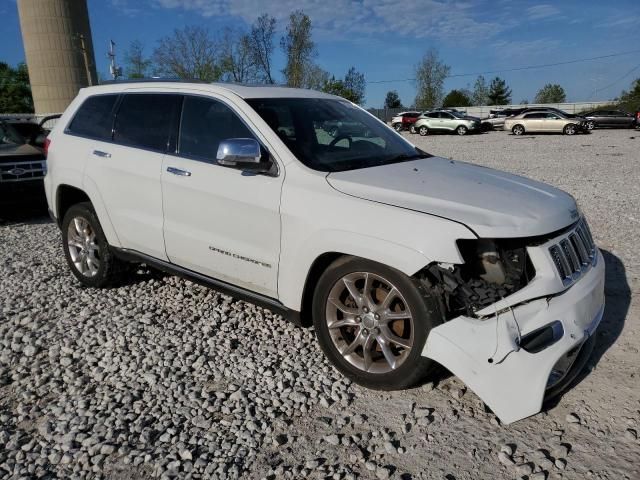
17, 0, 98, 114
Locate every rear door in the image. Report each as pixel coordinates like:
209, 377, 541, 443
83, 92, 181, 260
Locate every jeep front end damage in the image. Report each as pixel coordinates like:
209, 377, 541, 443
420, 219, 605, 424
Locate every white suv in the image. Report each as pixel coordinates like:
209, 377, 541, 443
45, 82, 605, 424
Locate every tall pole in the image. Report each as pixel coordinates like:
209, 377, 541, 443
78, 34, 93, 86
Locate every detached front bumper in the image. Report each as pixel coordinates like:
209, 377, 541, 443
423, 249, 605, 424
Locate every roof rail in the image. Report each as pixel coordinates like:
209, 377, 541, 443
98, 78, 209, 85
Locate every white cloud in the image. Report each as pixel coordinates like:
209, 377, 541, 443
118, 0, 510, 43
526, 4, 560, 21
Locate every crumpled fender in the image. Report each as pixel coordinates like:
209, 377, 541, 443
423, 251, 605, 424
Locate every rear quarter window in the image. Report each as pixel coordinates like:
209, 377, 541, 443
67, 94, 119, 140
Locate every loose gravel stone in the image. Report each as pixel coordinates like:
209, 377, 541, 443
566, 413, 581, 424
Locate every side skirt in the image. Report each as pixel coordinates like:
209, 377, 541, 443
112, 248, 303, 326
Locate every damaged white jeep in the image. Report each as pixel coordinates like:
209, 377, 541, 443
46, 82, 605, 424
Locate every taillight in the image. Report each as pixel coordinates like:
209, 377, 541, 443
44, 138, 51, 157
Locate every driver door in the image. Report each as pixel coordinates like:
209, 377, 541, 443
161, 95, 283, 297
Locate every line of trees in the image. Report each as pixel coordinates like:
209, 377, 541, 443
122, 10, 366, 104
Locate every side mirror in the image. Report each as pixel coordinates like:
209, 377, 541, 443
216, 138, 272, 173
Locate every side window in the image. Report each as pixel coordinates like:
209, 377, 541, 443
178, 96, 255, 161
67, 94, 118, 140
524, 113, 545, 119
426, 112, 439, 118
113, 94, 181, 151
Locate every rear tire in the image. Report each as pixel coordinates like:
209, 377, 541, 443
418, 125, 429, 136
409, 125, 416, 134
512, 124, 525, 135
312, 256, 442, 390
392, 123, 403, 132
61, 202, 127, 288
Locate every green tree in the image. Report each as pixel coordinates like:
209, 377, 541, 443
414, 49, 450, 109
343, 67, 365, 105
487, 77, 512, 105
617, 78, 640, 112
321, 69, 365, 104
280, 10, 316, 88
152, 25, 222, 81
534, 83, 566, 103
471, 75, 489, 106
384, 90, 402, 108
0, 62, 33, 113
124, 40, 151, 79
442, 89, 472, 108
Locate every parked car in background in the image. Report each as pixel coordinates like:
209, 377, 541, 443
413, 110, 481, 136
519, 107, 578, 118
504, 111, 587, 135
390, 111, 421, 132
481, 111, 508, 131
580, 109, 636, 130
0, 120, 47, 211
2, 115, 60, 148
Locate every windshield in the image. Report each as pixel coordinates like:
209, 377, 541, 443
0, 121, 26, 146
246, 98, 430, 172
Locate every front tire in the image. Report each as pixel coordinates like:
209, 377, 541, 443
564, 124, 577, 135
61, 202, 126, 288
312, 256, 442, 390
512, 124, 525, 135
585, 120, 595, 130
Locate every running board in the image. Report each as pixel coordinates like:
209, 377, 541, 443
112, 248, 303, 326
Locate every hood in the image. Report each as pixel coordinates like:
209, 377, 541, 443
326, 157, 578, 238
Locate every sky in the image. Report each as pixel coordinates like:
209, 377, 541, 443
1, 0, 639, 107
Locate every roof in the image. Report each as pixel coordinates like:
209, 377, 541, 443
80, 80, 341, 101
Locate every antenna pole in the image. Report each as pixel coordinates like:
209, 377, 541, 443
108, 40, 122, 80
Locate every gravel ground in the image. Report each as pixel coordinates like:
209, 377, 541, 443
1, 128, 639, 479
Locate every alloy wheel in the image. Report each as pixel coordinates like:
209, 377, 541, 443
325, 272, 414, 374
66, 216, 100, 277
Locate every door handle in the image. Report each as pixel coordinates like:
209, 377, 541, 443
93, 150, 111, 158
167, 166, 192, 177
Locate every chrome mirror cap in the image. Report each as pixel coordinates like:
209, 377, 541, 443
217, 138, 261, 166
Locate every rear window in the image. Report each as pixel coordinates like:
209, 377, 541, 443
113, 93, 181, 151
67, 94, 119, 140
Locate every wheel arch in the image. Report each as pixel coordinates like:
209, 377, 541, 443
55, 180, 121, 247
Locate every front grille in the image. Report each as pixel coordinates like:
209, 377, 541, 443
0, 160, 47, 182
548, 218, 596, 285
